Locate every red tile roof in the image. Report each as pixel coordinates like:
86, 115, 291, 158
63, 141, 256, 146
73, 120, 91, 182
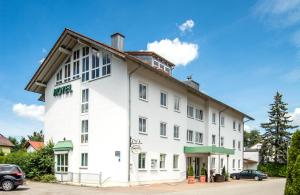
0, 134, 14, 147
25, 141, 44, 150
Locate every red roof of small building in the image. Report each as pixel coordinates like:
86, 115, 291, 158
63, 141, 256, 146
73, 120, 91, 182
25, 141, 44, 150
0, 134, 14, 147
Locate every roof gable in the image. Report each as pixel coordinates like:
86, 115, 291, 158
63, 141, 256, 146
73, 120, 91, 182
0, 134, 14, 147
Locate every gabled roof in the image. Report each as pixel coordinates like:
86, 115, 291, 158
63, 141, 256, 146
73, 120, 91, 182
25, 28, 254, 120
25, 141, 44, 150
0, 134, 14, 147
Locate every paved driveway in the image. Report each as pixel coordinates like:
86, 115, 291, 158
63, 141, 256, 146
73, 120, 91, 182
2, 178, 285, 195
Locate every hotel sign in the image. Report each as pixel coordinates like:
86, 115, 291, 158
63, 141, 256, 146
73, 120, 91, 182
53, 85, 73, 96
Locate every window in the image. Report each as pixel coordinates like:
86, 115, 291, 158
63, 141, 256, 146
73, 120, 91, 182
211, 157, 216, 169
56, 153, 68, 172
238, 123, 241, 132
174, 96, 180, 112
102, 53, 111, 76
221, 158, 224, 168
238, 159, 241, 169
138, 153, 146, 169
233, 121, 236, 130
151, 159, 157, 170
212, 134, 216, 145
160, 122, 167, 137
139, 83, 147, 100
221, 116, 225, 126
139, 117, 147, 133
233, 139, 236, 149
160, 154, 166, 169
187, 130, 193, 143
232, 159, 235, 169
159, 64, 164, 70
82, 48, 89, 82
173, 155, 179, 169
187, 105, 194, 118
173, 125, 179, 139
153, 60, 159, 67
165, 66, 171, 74
81, 89, 89, 113
195, 109, 203, 120
212, 113, 216, 124
73, 50, 80, 79
56, 69, 62, 85
91, 51, 100, 79
64, 58, 71, 82
81, 153, 88, 167
195, 132, 203, 144
221, 136, 224, 147
81, 120, 88, 143
238, 141, 241, 150
160, 92, 167, 107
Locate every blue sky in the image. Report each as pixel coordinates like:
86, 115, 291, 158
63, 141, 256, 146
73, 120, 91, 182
0, 0, 300, 138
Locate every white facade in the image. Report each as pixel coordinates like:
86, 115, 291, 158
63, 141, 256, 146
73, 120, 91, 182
27, 30, 252, 187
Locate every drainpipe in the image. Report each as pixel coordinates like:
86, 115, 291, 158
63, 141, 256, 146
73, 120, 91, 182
127, 65, 141, 185
218, 107, 228, 174
242, 119, 252, 170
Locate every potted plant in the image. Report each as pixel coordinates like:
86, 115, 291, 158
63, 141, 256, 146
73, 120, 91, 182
200, 167, 206, 183
222, 166, 229, 182
187, 166, 195, 184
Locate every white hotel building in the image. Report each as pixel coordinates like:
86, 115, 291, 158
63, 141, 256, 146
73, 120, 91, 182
26, 29, 253, 187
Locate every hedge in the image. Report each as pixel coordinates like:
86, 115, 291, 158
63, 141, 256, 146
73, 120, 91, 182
257, 162, 286, 177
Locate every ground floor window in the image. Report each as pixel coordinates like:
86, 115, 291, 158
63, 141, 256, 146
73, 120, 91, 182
238, 159, 241, 169
151, 159, 157, 170
211, 157, 216, 169
56, 153, 68, 172
81, 153, 88, 167
138, 153, 146, 169
221, 158, 224, 168
160, 154, 166, 169
173, 155, 179, 169
232, 159, 235, 169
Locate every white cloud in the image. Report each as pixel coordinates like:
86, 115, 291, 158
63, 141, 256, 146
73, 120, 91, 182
12, 103, 45, 122
147, 38, 198, 66
39, 57, 45, 64
179, 19, 195, 32
289, 107, 300, 126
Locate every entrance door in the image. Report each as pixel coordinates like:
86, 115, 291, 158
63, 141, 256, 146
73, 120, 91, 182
195, 157, 200, 178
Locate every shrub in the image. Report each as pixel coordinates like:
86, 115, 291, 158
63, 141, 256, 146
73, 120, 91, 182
188, 166, 194, 176
201, 167, 206, 176
258, 162, 286, 177
39, 174, 56, 183
222, 166, 226, 176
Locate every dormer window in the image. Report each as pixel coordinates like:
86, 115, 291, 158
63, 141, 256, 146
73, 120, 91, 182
56, 69, 62, 85
73, 50, 80, 79
102, 53, 111, 76
82, 47, 90, 82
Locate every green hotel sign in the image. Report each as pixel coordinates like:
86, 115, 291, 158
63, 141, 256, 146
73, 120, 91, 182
53, 85, 73, 96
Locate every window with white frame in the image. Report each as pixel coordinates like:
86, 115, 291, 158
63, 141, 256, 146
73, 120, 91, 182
174, 125, 179, 139
187, 105, 194, 118
73, 50, 80, 79
139, 117, 147, 133
159, 63, 164, 70
138, 153, 146, 169
238, 123, 241, 132
212, 113, 216, 124
187, 130, 193, 143
153, 60, 159, 67
238, 141, 241, 150
81, 120, 88, 143
221, 136, 224, 147
212, 134, 216, 145
221, 158, 224, 168
221, 116, 225, 126
81, 153, 88, 167
211, 157, 216, 169
238, 159, 241, 169
160, 154, 166, 169
102, 53, 111, 76
56, 153, 68, 172
81, 89, 89, 113
160, 92, 167, 107
233, 139, 236, 149
82, 47, 90, 82
160, 122, 167, 137
56, 69, 62, 85
233, 121, 236, 130
64, 58, 71, 82
195, 108, 203, 120
174, 96, 180, 112
195, 132, 203, 144
139, 83, 147, 100
164, 66, 171, 74
151, 159, 157, 170
232, 159, 235, 169
91, 51, 100, 79
173, 155, 179, 169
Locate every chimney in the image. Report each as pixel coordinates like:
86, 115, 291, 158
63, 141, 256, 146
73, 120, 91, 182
111, 33, 125, 51
184, 75, 200, 91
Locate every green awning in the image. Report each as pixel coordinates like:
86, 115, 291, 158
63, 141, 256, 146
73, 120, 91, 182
53, 140, 73, 151
184, 145, 234, 155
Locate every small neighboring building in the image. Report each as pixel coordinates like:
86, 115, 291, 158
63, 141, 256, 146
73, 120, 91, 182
243, 143, 262, 170
0, 134, 14, 155
25, 141, 44, 152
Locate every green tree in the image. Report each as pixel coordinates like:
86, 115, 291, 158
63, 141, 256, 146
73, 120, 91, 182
285, 130, 300, 195
260, 92, 298, 164
8, 136, 26, 152
28, 130, 44, 142
244, 129, 262, 148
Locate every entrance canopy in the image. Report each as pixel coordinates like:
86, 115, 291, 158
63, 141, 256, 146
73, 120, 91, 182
184, 145, 234, 155
53, 140, 73, 151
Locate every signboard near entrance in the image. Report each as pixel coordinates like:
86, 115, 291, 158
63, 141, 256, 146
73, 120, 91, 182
53, 85, 73, 96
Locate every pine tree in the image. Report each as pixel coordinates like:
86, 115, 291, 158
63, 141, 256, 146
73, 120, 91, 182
260, 92, 298, 164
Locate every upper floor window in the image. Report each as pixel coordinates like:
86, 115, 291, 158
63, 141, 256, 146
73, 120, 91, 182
187, 105, 194, 118
139, 83, 147, 101
82, 47, 89, 57
73, 49, 80, 60
221, 136, 224, 147
91, 51, 100, 79
81, 89, 89, 113
195, 109, 203, 120
138, 153, 146, 169
160, 122, 167, 137
139, 117, 147, 133
165, 66, 171, 74
238, 123, 241, 132
64, 59, 71, 82
173, 125, 179, 139
160, 92, 167, 107
160, 154, 166, 169
82, 53, 89, 82
195, 132, 203, 144
81, 120, 88, 143
221, 116, 225, 126
187, 130, 193, 143
238, 141, 241, 150
212, 134, 216, 145
233, 121, 236, 130
81, 153, 88, 167
212, 113, 216, 124
174, 96, 180, 112
73, 50, 80, 79
153, 60, 159, 67
102, 53, 111, 76
56, 69, 62, 85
